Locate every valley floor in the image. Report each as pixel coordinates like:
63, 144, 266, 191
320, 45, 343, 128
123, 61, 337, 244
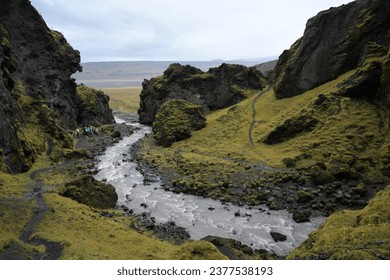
1, 74, 390, 259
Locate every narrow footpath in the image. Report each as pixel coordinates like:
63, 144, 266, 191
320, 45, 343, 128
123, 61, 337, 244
249, 86, 273, 147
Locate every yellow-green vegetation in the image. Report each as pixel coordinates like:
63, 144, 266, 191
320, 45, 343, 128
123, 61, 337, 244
0, 151, 227, 260
0, 172, 32, 251
77, 85, 102, 112
288, 185, 390, 259
153, 99, 206, 147
139, 61, 390, 178
135, 58, 390, 216
13, 79, 73, 171
0, 156, 54, 255
34, 193, 226, 260
103, 87, 141, 113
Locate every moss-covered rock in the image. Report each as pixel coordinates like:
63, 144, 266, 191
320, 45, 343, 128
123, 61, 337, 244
152, 99, 206, 147
76, 85, 115, 127
60, 175, 118, 209
202, 236, 280, 260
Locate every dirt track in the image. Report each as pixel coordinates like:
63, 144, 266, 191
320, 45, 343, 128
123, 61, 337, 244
249, 86, 273, 147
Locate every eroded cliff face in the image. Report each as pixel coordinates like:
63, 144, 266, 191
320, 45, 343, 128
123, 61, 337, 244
138, 63, 267, 125
0, 0, 113, 173
273, 0, 390, 100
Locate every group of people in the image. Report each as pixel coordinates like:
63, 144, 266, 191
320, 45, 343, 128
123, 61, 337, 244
76, 125, 99, 137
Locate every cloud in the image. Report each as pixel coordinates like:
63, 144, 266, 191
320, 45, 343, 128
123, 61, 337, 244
30, 0, 354, 62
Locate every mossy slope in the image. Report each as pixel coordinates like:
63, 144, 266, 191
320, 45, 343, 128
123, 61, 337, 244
35, 193, 226, 260
134, 0, 390, 259
288, 185, 390, 260
0, 150, 227, 260
137, 66, 389, 202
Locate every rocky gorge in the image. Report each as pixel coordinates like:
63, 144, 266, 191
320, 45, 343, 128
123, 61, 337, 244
134, 0, 390, 259
0, 0, 390, 260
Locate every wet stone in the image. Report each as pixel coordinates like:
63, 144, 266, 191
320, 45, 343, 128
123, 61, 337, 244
270, 232, 287, 242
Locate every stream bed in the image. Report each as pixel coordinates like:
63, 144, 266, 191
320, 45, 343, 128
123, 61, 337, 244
94, 119, 325, 256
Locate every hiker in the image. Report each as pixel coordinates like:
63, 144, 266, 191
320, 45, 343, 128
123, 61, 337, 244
76, 128, 80, 137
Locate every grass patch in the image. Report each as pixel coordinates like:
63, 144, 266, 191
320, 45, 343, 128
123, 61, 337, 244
34, 193, 226, 260
0, 170, 35, 252
103, 87, 141, 114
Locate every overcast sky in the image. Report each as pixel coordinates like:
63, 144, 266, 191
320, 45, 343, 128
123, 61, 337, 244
30, 0, 354, 62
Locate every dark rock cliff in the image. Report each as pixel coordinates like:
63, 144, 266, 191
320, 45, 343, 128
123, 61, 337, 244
273, 0, 390, 100
138, 63, 266, 125
0, 0, 114, 173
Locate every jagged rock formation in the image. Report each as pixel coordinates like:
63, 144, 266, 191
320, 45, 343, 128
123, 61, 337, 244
273, 0, 390, 100
139, 63, 266, 125
152, 99, 206, 147
0, 0, 114, 173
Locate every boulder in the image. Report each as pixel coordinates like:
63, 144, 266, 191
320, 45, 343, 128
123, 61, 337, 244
270, 232, 287, 242
152, 99, 206, 147
292, 210, 311, 223
139, 63, 266, 125
60, 175, 118, 209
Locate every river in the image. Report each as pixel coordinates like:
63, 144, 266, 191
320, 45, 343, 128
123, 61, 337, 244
93, 118, 325, 256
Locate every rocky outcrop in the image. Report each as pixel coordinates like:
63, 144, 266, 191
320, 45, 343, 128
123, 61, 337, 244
263, 115, 319, 145
0, 0, 114, 173
139, 63, 266, 125
152, 99, 206, 147
76, 85, 114, 127
273, 0, 390, 100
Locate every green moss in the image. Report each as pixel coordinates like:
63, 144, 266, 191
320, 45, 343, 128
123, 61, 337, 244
33, 193, 226, 260
153, 99, 206, 147
76, 85, 100, 112
1, 153, 226, 260
60, 175, 118, 209
10, 82, 73, 172
175, 241, 228, 260
0, 25, 10, 51
135, 65, 390, 213
288, 185, 390, 260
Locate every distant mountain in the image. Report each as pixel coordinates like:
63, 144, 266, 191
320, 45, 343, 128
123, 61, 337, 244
72, 58, 277, 88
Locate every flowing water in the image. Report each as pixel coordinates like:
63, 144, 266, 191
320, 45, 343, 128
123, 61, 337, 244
94, 118, 325, 256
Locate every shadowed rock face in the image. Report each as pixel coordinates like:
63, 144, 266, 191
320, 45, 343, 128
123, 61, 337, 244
1, 0, 82, 127
273, 0, 390, 99
0, 0, 114, 173
138, 63, 266, 125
